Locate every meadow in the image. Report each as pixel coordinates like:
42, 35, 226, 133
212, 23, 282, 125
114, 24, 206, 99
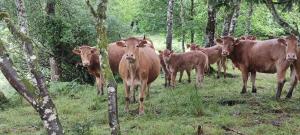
1, 62, 300, 135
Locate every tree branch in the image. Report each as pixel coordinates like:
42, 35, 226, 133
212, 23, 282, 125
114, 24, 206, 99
85, 0, 98, 20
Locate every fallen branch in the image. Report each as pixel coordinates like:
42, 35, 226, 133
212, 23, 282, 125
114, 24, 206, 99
221, 126, 245, 135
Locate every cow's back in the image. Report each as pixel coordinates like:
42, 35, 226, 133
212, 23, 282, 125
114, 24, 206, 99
108, 42, 125, 74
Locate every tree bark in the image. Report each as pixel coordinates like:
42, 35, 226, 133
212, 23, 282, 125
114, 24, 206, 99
180, 0, 185, 52
0, 12, 64, 135
166, 0, 175, 50
50, 57, 59, 81
222, 5, 235, 36
205, 1, 217, 47
265, 0, 300, 37
229, 0, 241, 35
46, 0, 61, 81
245, 0, 254, 35
85, 0, 120, 134
190, 0, 195, 43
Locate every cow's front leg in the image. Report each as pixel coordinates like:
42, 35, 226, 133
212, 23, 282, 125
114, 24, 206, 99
124, 82, 130, 113
186, 70, 191, 83
240, 67, 249, 94
287, 68, 298, 98
276, 69, 287, 100
171, 71, 177, 88
95, 76, 103, 95
139, 80, 147, 115
178, 71, 183, 83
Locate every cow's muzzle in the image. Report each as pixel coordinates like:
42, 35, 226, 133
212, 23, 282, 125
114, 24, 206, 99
82, 62, 90, 67
286, 53, 297, 62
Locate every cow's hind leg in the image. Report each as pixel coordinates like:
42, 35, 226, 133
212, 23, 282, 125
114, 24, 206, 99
251, 71, 257, 93
124, 82, 130, 113
95, 77, 103, 95
276, 68, 288, 100
186, 70, 191, 83
178, 71, 183, 83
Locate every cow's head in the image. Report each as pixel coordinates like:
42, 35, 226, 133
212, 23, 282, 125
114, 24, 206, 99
216, 36, 240, 56
73, 45, 99, 67
278, 34, 298, 62
116, 37, 147, 63
187, 43, 199, 51
162, 49, 174, 64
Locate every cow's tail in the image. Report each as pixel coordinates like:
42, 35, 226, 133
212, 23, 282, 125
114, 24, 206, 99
204, 54, 209, 73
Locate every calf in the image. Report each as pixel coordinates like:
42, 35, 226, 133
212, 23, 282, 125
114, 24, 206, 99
118, 37, 160, 115
216, 35, 298, 99
73, 46, 104, 95
162, 49, 209, 87
187, 43, 226, 78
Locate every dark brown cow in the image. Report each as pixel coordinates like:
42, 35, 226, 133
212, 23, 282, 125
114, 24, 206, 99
162, 49, 209, 87
118, 37, 160, 115
73, 46, 104, 95
216, 35, 298, 99
187, 43, 226, 78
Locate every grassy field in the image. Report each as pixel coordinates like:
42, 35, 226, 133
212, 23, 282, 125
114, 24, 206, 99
1, 36, 300, 134
1, 65, 300, 135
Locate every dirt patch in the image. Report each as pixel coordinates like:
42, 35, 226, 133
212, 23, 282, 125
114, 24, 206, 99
218, 99, 246, 106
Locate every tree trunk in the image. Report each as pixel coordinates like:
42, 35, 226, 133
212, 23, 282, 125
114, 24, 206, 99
245, 0, 254, 35
205, 1, 217, 47
190, 0, 195, 43
0, 13, 64, 135
166, 0, 175, 50
50, 57, 59, 81
46, 0, 61, 81
180, 0, 185, 52
265, 0, 300, 37
15, 0, 36, 83
86, 0, 120, 134
229, 0, 241, 35
222, 5, 235, 36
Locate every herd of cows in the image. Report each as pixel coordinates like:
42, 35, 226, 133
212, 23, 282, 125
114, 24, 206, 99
73, 34, 299, 115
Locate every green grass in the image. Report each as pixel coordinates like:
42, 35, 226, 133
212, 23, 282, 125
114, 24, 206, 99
1, 65, 300, 135
1, 36, 300, 134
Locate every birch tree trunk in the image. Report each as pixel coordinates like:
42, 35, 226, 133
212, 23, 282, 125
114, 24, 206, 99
0, 12, 64, 135
15, 0, 36, 83
46, 0, 60, 81
222, 5, 235, 36
85, 0, 120, 134
190, 0, 195, 43
245, 0, 254, 35
180, 0, 185, 52
265, 0, 300, 37
229, 0, 241, 35
205, 1, 217, 47
166, 0, 175, 50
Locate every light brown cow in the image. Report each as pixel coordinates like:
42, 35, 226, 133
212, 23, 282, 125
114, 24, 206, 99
117, 37, 160, 115
216, 35, 298, 99
162, 49, 209, 87
73, 46, 104, 95
187, 43, 226, 78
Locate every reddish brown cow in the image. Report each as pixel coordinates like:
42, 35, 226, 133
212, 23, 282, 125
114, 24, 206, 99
118, 37, 160, 115
73, 46, 104, 95
240, 35, 256, 40
216, 35, 298, 99
162, 49, 209, 87
187, 43, 226, 78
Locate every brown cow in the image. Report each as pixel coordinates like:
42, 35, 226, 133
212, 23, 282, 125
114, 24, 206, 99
240, 35, 256, 40
187, 43, 226, 78
117, 37, 160, 115
162, 49, 209, 87
158, 51, 189, 87
73, 46, 104, 95
216, 35, 298, 99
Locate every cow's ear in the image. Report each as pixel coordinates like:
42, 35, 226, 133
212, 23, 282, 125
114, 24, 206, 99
138, 40, 147, 47
216, 38, 223, 44
116, 41, 126, 47
170, 50, 174, 54
234, 39, 240, 46
90, 47, 98, 53
278, 38, 287, 46
240, 36, 246, 40
187, 44, 191, 48
251, 36, 256, 40
72, 48, 81, 55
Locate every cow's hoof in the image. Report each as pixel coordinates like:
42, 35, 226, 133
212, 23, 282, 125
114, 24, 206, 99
188, 80, 191, 83
217, 76, 220, 79
286, 94, 292, 99
240, 91, 246, 94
